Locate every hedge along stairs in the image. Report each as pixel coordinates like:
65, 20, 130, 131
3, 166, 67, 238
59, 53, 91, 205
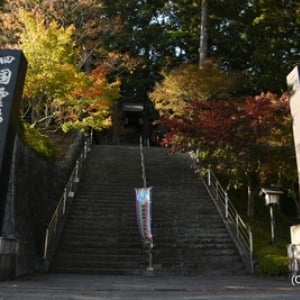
50, 145, 247, 275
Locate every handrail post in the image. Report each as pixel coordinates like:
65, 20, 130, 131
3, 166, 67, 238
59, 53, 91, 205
44, 228, 49, 259
74, 160, 80, 183
225, 192, 229, 218
208, 169, 211, 186
68, 181, 74, 197
249, 228, 254, 273
63, 188, 67, 214
84, 141, 88, 159
90, 128, 93, 145
236, 214, 239, 238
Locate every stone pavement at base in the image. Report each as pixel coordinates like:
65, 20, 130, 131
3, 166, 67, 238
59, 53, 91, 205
0, 273, 300, 300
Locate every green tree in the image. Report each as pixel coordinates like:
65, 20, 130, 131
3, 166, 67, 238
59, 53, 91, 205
163, 0, 300, 92
0, 0, 139, 76
4, 0, 300, 94
100, 0, 188, 105
18, 10, 119, 132
244, 0, 300, 92
19, 9, 79, 127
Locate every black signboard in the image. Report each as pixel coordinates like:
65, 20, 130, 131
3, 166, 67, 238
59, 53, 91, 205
0, 50, 27, 231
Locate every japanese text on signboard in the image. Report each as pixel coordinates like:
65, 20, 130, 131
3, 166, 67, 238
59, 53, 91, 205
0, 56, 15, 124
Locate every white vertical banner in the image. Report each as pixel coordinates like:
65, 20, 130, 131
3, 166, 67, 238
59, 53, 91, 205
135, 187, 153, 248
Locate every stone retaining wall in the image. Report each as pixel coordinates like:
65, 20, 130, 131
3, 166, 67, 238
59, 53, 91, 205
0, 132, 84, 279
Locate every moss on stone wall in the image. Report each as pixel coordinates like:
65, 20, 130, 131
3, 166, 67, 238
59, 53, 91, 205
17, 122, 56, 160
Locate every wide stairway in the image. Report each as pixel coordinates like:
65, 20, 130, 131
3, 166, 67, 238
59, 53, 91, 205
50, 145, 246, 275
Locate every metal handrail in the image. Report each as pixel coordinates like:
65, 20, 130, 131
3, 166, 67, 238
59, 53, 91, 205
43, 139, 90, 266
203, 169, 254, 273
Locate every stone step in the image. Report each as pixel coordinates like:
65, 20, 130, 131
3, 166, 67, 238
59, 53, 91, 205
61, 235, 141, 244
65, 218, 138, 227
57, 240, 142, 249
75, 188, 138, 194
61, 226, 139, 233
56, 245, 143, 255
59, 236, 234, 248
153, 240, 235, 248
50, 266, 144, 275
63, 222, 138, 230
53, 255, 143, 269
68, 211, 137, 217
61, 226, 228, 235
69, 205, 136, 211
152, 220, 226, 227
152, 260, 246, 275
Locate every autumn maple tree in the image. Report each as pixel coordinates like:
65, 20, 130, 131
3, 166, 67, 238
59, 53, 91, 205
59, 66, 120, 133
156, 91, 294, 217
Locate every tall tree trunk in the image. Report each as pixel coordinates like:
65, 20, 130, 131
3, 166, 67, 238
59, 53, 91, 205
199, 0, 208, 67
247, 172, 258, 218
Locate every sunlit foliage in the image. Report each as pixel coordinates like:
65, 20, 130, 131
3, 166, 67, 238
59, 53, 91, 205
18, 10, 119, 132
149, 60, 241, 119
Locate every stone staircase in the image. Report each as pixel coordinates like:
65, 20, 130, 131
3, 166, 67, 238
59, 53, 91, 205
144, 147, 245, 274
50, 145, 246, 275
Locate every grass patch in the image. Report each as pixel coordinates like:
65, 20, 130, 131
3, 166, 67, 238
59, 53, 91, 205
254, 244, 289, 276
248, 213, 291, 276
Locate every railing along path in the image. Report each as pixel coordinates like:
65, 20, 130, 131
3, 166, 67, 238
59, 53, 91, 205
203, 169, 254, 273
43, 139, 90, 267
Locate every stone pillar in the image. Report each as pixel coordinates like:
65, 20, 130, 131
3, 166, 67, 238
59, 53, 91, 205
287, 66, 300, 215
287, 225, 300, 274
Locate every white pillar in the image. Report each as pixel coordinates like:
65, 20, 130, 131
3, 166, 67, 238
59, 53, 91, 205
287, 66, 300, 211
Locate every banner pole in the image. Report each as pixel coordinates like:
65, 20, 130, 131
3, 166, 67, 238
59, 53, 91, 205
147, 248, 153, 272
